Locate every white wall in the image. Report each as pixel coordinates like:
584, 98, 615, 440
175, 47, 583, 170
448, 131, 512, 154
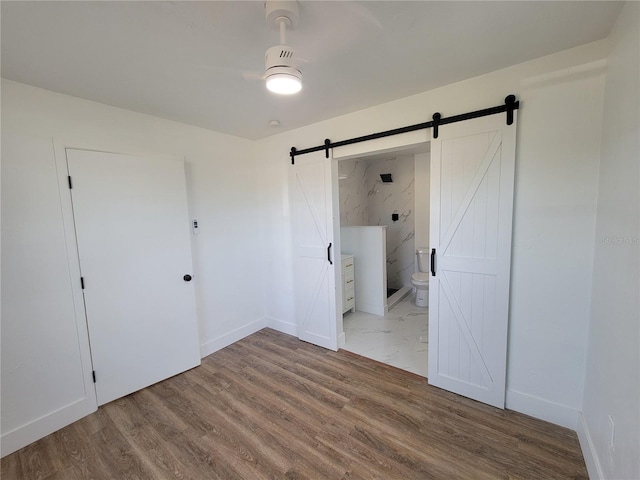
1, 80, 265, 455
1, 131, 96, 456
341, 227, 387, 316
579, 3, 640, 479
257, 40, 608, 428
506, 56, 605, 428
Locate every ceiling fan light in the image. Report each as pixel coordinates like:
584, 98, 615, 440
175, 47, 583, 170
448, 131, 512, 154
266, 67, 302, 95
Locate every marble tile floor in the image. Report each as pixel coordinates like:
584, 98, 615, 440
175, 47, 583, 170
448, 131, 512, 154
341, 293, 429, 377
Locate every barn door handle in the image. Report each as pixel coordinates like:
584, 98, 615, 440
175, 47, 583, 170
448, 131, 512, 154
431, 249, 436, 276
327, 243, 333, 265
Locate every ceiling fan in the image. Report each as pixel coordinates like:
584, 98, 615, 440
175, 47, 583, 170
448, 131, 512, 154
247, 0, 303, 95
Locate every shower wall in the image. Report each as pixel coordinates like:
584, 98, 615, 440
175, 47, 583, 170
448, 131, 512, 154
338, 159, 368, 226
339, 155, 415, 290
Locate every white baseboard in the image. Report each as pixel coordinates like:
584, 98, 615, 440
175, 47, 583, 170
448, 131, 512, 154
200, 318, 266, 358
265, 316, 298, 337
265, 317, 345, 350
1, 397, 96, 458
3, 319, 268, 458
505, 389, 580, 430
576, 412, 604, 480
506, 392, 603, 479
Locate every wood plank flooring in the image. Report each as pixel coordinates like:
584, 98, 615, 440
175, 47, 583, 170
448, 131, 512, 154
2, 328, 588, 479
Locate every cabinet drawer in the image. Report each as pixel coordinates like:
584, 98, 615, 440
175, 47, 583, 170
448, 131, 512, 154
343, 288, 355, 311
341, 255, 355, 314
344, 274, 355, 289
343, 263, 354, 282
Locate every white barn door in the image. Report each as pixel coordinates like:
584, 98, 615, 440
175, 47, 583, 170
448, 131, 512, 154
428, 113, 517, 408
66, 149, 201, 406
291, 151, 339, 350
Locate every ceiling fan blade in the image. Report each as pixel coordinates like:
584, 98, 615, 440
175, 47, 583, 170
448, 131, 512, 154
343, 1, 383, 31
242, 71, 265, 81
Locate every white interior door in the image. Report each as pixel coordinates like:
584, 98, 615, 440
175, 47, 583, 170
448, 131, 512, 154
428, 113, 517, 408
66, 149, 201, 406
291, 151, 339, 350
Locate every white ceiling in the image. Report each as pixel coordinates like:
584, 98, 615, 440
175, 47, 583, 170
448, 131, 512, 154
1, 1, 623, 140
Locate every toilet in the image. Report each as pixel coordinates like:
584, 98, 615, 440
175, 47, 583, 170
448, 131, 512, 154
410, 247, 430, 307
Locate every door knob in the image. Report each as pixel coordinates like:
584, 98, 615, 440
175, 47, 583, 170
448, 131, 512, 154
183, 274, 192, 282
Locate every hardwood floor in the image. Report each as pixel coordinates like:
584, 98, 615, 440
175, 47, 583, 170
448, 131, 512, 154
2, 328, 588, 479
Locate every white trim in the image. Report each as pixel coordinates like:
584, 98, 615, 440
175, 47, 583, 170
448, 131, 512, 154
1, 398, 96, 457
576, 412, 604, 480
338, 331, 346, 348
331, 129, 430, 161
265, 316, 298, 337
199, 318, 266, 358
53, 140, 100, 407
505, 389, 580, 430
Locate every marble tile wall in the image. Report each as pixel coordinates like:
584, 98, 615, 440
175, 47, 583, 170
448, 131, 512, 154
338, 159, 369, 226
366, 156, 415, 290
339, 155, 415, 290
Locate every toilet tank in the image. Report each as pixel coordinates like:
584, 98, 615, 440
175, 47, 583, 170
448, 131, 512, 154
416, 247, 430, 273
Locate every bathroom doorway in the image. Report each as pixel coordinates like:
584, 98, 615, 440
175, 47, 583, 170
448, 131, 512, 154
336, 145, 431, 376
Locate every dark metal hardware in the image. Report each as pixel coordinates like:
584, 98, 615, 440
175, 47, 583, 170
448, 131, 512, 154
327, 243, 333, 265
324, 138, 331, 159
289, 96, 520, 161
183, 274, 192, 282
80, 277, 85, 289
92, 371, 96, 383
68, 176, 73, 189
432, 112, 441, 139
505, 94, 517, 125
431, 248, 436, 276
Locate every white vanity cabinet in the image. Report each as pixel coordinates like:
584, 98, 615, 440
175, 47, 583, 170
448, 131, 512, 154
342, 255, 356, 314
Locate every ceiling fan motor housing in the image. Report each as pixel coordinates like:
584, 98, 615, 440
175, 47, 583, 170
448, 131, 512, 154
265, 44, 301, 84
265, 44, 297, 70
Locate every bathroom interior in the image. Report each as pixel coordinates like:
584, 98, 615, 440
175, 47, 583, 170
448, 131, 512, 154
338, 147, 431, 377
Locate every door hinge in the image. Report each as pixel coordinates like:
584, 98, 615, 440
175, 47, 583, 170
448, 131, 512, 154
80, 277, 85, 289
68, 176, 73, 189
92, 370, 96, 383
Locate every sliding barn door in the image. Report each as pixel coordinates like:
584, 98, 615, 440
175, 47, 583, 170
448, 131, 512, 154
428, 113, 517, 408
66, 149, 201, 406
291, 151, 338, 350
